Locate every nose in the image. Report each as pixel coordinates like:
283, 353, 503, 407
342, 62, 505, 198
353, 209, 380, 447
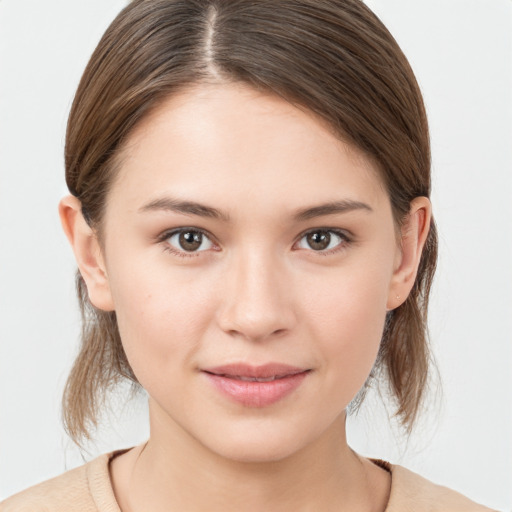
216, 248, 296, 342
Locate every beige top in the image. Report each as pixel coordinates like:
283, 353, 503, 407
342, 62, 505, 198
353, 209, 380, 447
0, 449, 497, 512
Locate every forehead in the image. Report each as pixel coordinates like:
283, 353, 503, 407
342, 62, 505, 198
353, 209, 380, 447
111, 82, 388, 216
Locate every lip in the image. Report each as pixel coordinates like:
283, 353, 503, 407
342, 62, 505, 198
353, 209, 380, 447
201, 363, 311, 407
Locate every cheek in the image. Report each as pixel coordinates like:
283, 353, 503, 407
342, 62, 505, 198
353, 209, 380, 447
108, 263, 217, 385
301, 261, 391, 389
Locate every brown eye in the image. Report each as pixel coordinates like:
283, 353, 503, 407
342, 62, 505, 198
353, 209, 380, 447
296, 229, 347, 252
167, 229, 213, 253
180, 231, 202, 251
307, 231, 331, 250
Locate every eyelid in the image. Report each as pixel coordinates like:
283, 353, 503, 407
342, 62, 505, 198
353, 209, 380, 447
157, 226, 218, 258
156, 226, 352, 258
293, 227, 352, 255
157, 226, 212, 242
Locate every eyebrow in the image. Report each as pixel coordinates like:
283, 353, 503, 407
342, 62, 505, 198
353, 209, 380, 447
139, 197, 231, 222
294, 199, 373, 221
139, 197, 373, 222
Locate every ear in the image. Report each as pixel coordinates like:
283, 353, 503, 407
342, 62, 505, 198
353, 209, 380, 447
59, 195, 115, 311
387, 196, 432, 310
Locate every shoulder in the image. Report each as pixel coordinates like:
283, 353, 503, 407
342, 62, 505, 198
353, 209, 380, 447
386, 463, 498, 512
0, 453, 120, 512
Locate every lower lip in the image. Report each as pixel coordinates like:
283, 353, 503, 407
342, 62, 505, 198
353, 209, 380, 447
203, 371, 309, 407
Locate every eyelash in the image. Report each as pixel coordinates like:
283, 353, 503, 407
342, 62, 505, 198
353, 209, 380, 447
296, 228, 352, 257
158, 227, 215, 259
157, 227, 352, 259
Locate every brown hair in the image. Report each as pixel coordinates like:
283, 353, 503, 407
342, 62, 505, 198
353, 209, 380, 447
63, 0, 437, 444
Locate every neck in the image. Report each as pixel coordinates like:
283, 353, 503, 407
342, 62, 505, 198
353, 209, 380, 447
111, 400, 390, 512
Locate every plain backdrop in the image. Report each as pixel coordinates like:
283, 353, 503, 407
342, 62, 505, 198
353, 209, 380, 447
0, 0, 511, 509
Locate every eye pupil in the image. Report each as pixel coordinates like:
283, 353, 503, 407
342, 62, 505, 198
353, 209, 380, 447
307, 231, 330, 250
179, 231, 202, 251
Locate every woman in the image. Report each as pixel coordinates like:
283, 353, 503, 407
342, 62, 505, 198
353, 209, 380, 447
0, 1, 499, 510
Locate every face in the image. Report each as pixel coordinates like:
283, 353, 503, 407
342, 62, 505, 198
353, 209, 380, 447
97, 82, 402, 462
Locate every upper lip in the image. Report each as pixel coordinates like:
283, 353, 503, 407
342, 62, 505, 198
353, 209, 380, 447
202, 363, 309, 379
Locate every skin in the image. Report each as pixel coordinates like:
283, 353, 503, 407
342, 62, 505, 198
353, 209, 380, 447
60, 82, 431, 512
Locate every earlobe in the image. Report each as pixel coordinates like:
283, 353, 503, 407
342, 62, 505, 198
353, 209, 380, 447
58, 195, 115, 311
387, 196, 432, 310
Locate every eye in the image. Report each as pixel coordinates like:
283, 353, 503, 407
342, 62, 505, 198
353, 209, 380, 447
295, 229, 349, 254
163, 228, 214, 255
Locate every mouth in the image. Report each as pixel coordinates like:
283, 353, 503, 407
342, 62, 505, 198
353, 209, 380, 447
209, 374, 296, 382
202, 362, 309, 379
201, 363, 311, 407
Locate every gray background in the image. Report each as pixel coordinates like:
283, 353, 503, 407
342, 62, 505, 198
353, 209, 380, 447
1, 1, 511, 509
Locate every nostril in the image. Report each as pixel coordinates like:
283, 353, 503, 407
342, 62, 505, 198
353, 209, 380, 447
215, 270, 296, 340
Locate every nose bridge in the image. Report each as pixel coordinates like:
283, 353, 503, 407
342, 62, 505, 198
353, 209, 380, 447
217, 243, 295, 341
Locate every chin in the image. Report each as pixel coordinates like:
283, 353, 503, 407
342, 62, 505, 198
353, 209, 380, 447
197, 417, 330, 465
211, 437, 304, 464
